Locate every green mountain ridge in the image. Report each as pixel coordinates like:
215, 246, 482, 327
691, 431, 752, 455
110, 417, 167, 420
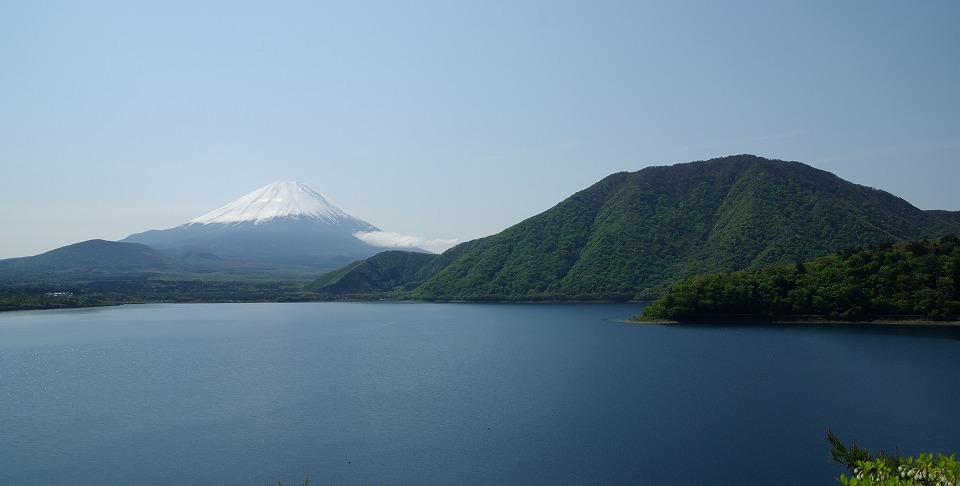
307, 250, 438, 294
305, 239, 485, 295
311, 155, 960, 300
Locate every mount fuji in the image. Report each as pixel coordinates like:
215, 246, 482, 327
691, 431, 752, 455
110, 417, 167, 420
122, 182, 416, 275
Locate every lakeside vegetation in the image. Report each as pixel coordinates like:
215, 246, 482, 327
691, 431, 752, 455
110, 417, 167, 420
5, 236, 960, 317
642, 236, 960, 322
0, 278, 317, 312
828, 431, 960, 485
5, 235, 960, 314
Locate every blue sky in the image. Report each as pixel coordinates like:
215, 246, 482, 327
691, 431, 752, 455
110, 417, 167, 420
1, 1, 958, 258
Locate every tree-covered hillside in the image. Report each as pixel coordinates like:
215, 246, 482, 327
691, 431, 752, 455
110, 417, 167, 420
642, 236, 960, 321
306, 250, 438, 295
311, 155, 960, 301
307, 238, 487, 296
412, 171, 631, 300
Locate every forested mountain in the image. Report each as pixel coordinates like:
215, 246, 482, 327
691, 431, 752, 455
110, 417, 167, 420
307, 251, 439, 294
641, 236, 960, 321
307, 239, 485, 295
311, 155, 960, 300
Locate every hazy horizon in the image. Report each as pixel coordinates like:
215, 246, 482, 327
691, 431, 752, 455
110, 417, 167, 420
2, 1, 958, 259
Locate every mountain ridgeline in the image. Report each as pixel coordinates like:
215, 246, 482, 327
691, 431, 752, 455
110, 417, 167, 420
310, 155, 960, 300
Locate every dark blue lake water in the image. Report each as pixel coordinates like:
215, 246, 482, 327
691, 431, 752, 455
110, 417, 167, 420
1, 302, 959, 484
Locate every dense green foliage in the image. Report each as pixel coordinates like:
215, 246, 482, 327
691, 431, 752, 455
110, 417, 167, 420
642, 237, 960, 321
310, 155, 960, 301
0, 291, 111, 311
306, 239, 487, 298
828, 430, 960, 485
413, 172, 630, 300
307, 250, 438, 295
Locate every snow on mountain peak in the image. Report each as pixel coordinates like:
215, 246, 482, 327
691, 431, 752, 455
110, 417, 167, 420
187, 182, 374, 227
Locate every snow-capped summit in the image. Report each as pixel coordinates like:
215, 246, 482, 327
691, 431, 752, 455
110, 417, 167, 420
120, 181, 405, 275
187, 181, 373, 229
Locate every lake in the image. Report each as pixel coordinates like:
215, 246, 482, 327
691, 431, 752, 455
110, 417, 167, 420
1, 302, 959, 484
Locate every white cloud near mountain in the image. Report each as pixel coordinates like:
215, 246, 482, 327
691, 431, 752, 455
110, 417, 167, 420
354, 231, 458, 248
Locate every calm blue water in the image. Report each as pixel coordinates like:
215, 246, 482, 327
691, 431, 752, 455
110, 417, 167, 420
1, 302, 959, 484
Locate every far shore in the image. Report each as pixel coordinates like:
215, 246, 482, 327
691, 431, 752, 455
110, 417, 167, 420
629, 316, 960, 327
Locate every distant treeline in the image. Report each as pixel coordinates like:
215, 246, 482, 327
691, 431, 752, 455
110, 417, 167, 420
0, 279, 317, 312
642, 236, 960, 321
